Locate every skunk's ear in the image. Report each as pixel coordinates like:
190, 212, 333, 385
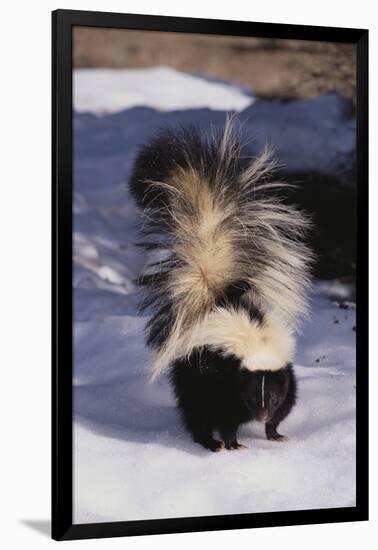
275, 366, 290, 386
238, 368, 252, 386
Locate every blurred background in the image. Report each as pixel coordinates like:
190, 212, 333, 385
74, 29, 356, 103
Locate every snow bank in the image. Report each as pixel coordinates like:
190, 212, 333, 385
73, 67, 356, 524
73, 283, 356, 523
74, 67, 255, 114
73, 67, 355, 180
241, 94, 355, 179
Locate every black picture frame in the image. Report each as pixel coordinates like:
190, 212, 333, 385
52, 8, 369, 541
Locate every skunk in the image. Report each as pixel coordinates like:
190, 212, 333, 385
129, 120, 312, 451
171, 352, 297, 451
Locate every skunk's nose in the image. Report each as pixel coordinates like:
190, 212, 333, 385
258, 410, 269, 423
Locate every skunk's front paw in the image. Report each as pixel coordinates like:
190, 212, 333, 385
208, 440, 224, 452
197, 438, 224, 452
267, 433, 288, 442
225, 440, 247, 450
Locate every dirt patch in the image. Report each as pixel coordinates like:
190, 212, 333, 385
74, 28, 356, 102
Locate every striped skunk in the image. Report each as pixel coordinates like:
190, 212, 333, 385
129, 120, 312, 451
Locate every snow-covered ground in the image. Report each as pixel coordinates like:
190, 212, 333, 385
74, 67, 255, 113
73, 68, 356, 524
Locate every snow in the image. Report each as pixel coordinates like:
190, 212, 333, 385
241, 94, 355, 179
73, 286, 356, 523
73, 67, 355, 180
74, 67, 255, 114
73, 68, 356, 524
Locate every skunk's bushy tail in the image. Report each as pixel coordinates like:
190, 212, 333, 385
129, 120, 313, 377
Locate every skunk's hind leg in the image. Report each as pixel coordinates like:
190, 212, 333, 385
191, 424, 224, 452
177, 397, 224, 452
171, 353, 225, 452
219, 423, 247, 450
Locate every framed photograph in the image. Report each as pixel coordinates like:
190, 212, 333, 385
52, 9, 368, 541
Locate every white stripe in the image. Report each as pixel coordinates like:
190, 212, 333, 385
262, 375, 265, 408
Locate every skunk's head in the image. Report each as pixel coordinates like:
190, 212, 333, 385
239, 366, 291, 423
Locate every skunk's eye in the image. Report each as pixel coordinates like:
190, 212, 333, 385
271, 394, 279, 406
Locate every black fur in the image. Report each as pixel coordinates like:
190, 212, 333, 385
129, 126, 246, 210
129, 124, 307, 452
171, 349, 297, 451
